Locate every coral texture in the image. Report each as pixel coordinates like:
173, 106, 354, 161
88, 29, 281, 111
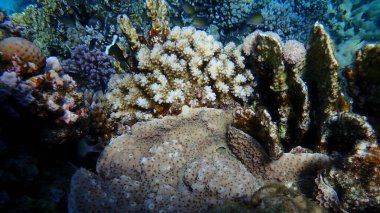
171, 0, 255, 29
106, 26, 255, 123
316, 139, 380, 212
349, 44, 380, 136
69, 107, 263, 212
259, 0, 331, 42
0, 57, 84, 126
61, 45, 116, 90
227, 126, 330, 182
0, 37, 45, 75
242, 29, 311, 147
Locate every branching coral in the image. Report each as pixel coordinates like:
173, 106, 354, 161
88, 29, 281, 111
107, 26, 255, 123
61, 45, 116, 90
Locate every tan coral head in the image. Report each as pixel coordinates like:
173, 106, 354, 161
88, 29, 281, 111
0, 37, 45, 75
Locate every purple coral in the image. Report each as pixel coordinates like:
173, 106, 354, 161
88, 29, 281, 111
62, 45, 116, 90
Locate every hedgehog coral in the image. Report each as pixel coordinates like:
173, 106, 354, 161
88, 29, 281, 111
61, 45, 116, 90
0, 37, 45, 75
106, 26, 255, 123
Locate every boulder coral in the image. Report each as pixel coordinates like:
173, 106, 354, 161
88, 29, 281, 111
0, 37, 45, 75
69, 107, 262, 212
69, 107, 330, 212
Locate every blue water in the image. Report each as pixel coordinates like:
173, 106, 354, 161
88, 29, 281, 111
0, 0, 36, 13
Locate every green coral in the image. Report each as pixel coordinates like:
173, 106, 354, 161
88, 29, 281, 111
12, 0, 75, 56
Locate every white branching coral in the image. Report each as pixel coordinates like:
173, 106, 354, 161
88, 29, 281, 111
107, 26, 255, 122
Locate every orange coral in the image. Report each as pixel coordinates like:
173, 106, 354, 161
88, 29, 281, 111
0, 37, 45, 76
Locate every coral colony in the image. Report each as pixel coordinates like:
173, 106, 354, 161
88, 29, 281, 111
0, 0, 379, 212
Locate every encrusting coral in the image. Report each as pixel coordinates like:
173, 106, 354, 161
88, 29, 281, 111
69, 107, 330, 212
69, 107, 261, 212
227, 126, 330, 182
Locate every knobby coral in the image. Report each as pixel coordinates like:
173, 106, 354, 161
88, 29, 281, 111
0, 37, 45, 76
61, 45, 116, 90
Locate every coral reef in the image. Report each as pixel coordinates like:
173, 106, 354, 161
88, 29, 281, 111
106, 25, 255, 124
69, 107, 261, 212
61, 45, 116, 90
348, 44, 380, 136
316, 138, 380, 212
0, 37, 45, 75
11, 0, 144, 56
69, 107, 330, 212
0, 9, 21, 40
0, 67, 84, 126
232, 23, 379, 212
0, 0, 379, 212
327, 0, 380, 66
168, 0, 256, 29
259, 0, 331, 42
